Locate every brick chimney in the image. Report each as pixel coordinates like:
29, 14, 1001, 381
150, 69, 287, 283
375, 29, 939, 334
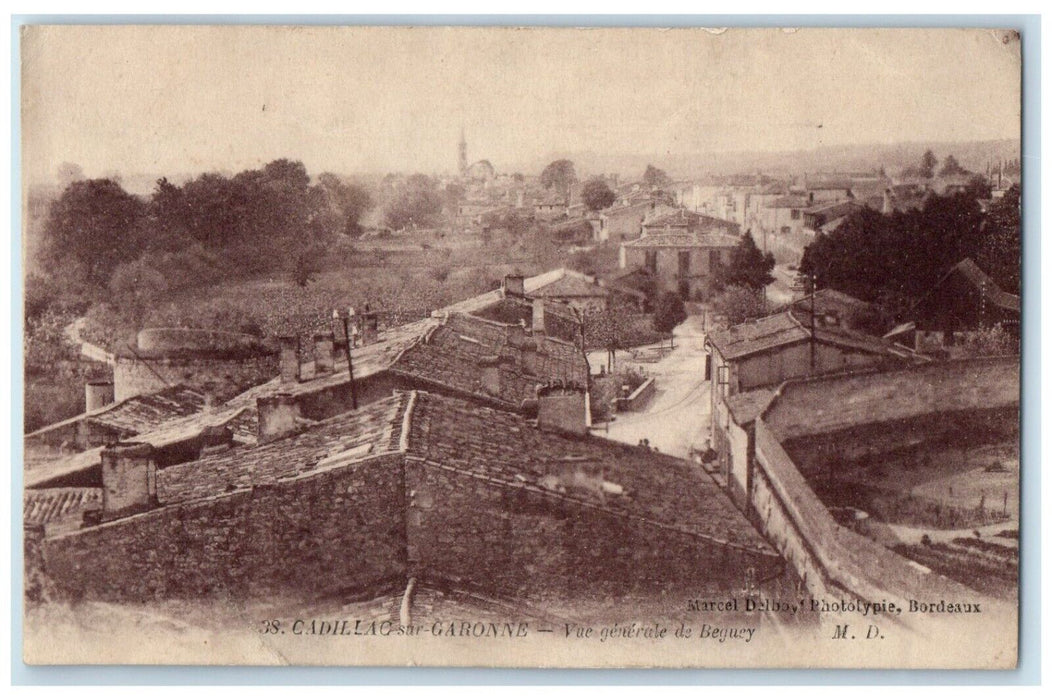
502, 274, 525, 298
85, 380, 114, 412
531, 297, 546, 335
257, 393, 301, 443
100, 441, 156, 518
360, 311, 379, 346
278, 335, 301, 384
536, 382, 588, 436
314, 332, 335, 375
198, 424, 234, 457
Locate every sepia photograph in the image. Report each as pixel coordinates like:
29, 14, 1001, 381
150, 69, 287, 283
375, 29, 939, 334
18, 24, 1023, 668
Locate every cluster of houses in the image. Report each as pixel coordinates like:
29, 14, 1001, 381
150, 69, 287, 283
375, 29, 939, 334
703, 257, 1020, 502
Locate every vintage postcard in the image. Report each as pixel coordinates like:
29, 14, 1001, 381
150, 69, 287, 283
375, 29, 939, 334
20, 25, 1022, 668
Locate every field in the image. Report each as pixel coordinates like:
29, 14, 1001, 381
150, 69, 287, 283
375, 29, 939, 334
814, 440, 1018, 530
808, 436, 1019, 598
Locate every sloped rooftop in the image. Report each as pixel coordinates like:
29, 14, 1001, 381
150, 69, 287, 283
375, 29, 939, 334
708, 309, 915, 362
405, 392, 773, 553
156, 393, 411, 504
24, 487, 101, 527
25, 386, 207, 444
67, 389, 773, 556
623, 232, 741, 249
527, 268, 609, 299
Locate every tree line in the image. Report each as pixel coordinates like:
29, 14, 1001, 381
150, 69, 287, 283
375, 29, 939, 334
800, 184, 1020, 318
28, 159, 374, 322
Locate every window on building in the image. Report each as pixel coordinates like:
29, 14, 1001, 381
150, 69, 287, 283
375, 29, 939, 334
645, 250, 658, 273
709, 250, 721, 274
678, 250, 691, 276
791, 209, 801, 220
678, 280, 690, 300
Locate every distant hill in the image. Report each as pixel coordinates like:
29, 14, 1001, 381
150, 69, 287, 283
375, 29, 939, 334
521, 139, 1021, 181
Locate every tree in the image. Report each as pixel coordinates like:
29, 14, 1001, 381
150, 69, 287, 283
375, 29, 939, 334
643, 164, 672, 189
959, 323, 1018, 357
108, 256, 169, 327
581, 177, 616, 211
920, 150, 938, 178
41, 179, 146, 288
383, 174, 444, 230
652, 291, 687, 346
714, 231, 775, 291
976, 184, 1021, 294
317, 173, 374, 237
712, 285, 766, 325
585, 307, 636, 371
939, 154, 970, 177
800, 190, 990, 316
291, 247, 323, 287
540, 159, 577, 195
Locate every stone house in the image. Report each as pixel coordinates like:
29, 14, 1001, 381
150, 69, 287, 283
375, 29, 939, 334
619, 231, 740, 301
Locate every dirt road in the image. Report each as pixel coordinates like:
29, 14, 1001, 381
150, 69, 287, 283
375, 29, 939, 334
589, 315, 711, 458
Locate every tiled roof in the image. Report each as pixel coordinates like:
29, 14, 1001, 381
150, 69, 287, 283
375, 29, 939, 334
724, 388, 777, 426
156, 393, 410, 504
112, 388, 774, 556
389, 313, 587, 410
708, 309, 913, 362
774, 288, 874, 319
405, 392, 773, 553
25, 386, 207, 442
623, 232, 741, 249
86, 387, 207, 435
642, 210, 740, 235
807, 181, 854, 192
803, 200, 862, 220
528, 269, 609, 299
25, 405, 258, 489
946, 258, 1020, 313
708, 312, 809, 360
24, 487, 101, 526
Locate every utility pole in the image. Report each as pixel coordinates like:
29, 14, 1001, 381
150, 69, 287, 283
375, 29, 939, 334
337, 308, 358, 410
809, 274, 817, 374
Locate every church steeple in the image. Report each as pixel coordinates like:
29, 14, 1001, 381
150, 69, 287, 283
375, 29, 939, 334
458, 127, 468, 175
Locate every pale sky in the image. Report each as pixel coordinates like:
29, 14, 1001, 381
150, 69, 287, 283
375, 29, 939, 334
22, 25, 1021, 184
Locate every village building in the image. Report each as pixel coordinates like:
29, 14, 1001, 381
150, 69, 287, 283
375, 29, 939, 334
801, 200, 864, 235
28, 387, 781, 610
24, 273, 592, 494
523, 267, 647, 315
595, 201, 657, 243
705, 306, 922, 437
534, 192, 568, 220
757, 194, 812, 237
909, 257, 1020, 349
619, 231, 740, 301
640, 209, 741, 238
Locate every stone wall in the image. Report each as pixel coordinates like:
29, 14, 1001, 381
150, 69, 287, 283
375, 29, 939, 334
113, 354, 279, 402
745, 359, 1019, 608
404, 459, 781, 600
736, 341, 889, 393
42, 453, 406, 602
616, 377, 656, 412
763, 357, 1019, 442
